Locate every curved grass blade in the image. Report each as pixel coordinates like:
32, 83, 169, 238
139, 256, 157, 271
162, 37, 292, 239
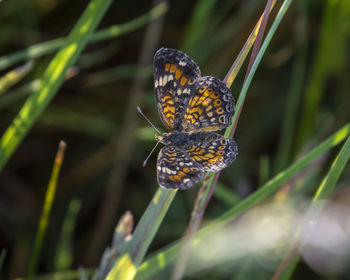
0, 2, 168, 71
273, 135, 350, 280
106, 188, 177, 280
136, 122, 350, 279
0, 0, 114, 172
27, 141, 67, 276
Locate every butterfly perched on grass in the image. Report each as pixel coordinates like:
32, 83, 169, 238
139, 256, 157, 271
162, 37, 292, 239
152, 47, 238, 190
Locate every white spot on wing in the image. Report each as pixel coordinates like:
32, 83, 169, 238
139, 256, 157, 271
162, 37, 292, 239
179, 61, 187, 66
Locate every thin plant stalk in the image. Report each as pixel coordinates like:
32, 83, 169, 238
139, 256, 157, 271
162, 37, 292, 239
27, 141, 66, 276
171, 0, 281, 278
222, 0, 277, 88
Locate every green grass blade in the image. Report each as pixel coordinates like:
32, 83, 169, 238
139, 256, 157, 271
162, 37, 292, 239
275, 135, 350, 280
27, 141, 66, 276
54, 199, 82, 271
107, 188, 177, 280
0, 2, 168, 71
136, 122, 350, 279
314, 136, 350, 200
0, 0, 114, 172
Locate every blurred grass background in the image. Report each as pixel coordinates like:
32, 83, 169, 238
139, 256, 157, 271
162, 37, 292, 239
0, 0, 349, 279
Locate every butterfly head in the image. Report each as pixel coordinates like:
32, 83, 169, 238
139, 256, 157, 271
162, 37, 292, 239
156, 133, 171, 145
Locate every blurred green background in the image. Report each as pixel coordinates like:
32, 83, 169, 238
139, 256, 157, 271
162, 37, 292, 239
0, 0, 349, 279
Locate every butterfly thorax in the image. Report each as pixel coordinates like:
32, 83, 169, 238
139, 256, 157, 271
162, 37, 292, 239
156, 131, 190, 146
156, 131, 225, 147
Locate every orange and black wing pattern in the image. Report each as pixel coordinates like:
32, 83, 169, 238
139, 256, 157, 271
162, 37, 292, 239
184, 132, 238, 172
153, 47, 200, 131
181, 76, 234, 132
157, 146, 204, 190
153, 48, 238, 190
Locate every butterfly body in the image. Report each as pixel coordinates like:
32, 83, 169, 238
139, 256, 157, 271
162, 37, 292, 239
153, 47, 238, 190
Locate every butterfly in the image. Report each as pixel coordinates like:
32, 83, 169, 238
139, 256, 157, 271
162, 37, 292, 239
153, 47, 238, 190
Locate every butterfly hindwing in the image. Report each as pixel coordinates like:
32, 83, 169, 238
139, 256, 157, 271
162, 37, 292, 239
154, 47, 201, 131
181, 76, 235, 132
157, 145, 204, 190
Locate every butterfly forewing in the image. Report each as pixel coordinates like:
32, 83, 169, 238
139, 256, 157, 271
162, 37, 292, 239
153, 47, 201, 131
181, 76, 235, 132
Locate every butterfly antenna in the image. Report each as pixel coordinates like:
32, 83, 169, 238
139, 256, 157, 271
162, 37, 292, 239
136, 106, 162, 135
143, 139, 161, 167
